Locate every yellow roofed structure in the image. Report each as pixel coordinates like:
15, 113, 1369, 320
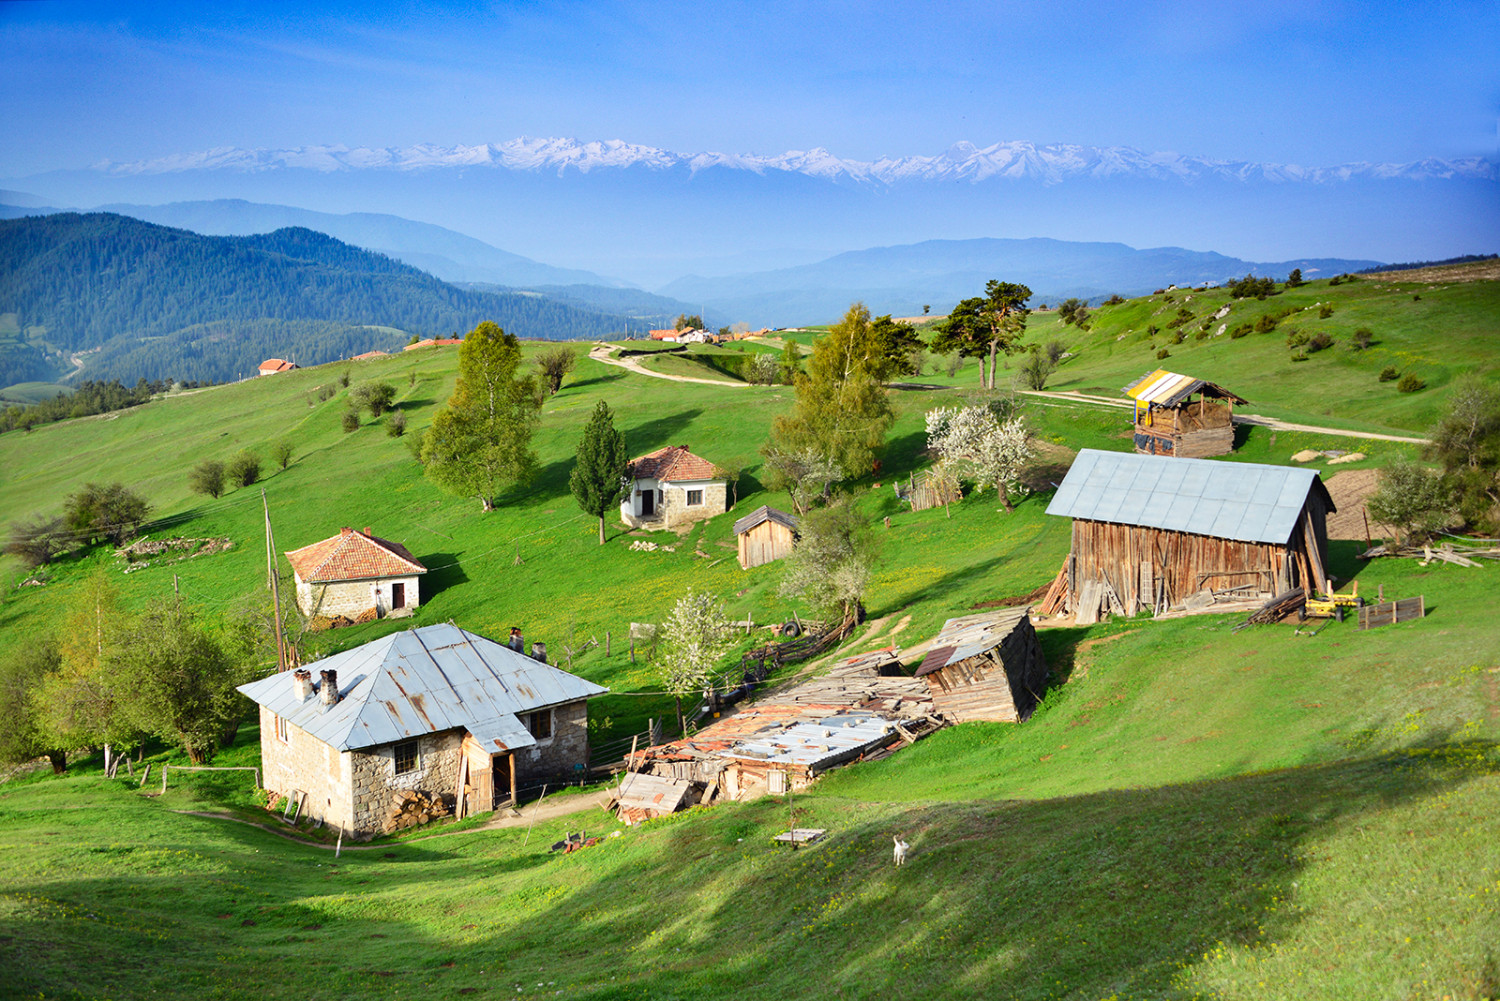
1123, 369, 1247, 458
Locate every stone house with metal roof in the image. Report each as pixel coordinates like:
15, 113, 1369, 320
1046, 449, 1335, 618
284, 527, 427, 621
620, 445, 726, 530
238, 623, 607, 838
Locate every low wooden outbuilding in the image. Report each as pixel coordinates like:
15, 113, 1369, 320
914, 609, 1049, 722
1125, 369, 1247, 458
733, 505, 798, 569
1046, 449, 1336, 618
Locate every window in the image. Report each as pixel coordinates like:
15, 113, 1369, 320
525, 710, 553, 741
274, 715, 290, 743
686, 489, 704, 506
393, 740, 419, 775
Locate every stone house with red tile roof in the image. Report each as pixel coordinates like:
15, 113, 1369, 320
284, 527, 428, 620
258, 358, 298, 376
620, 445, 727, 530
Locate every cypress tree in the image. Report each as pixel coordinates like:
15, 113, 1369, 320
570, 401, 629, 545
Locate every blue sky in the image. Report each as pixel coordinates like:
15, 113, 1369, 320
3, 0, 1497, 175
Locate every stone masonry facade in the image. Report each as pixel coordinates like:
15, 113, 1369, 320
260, 699, 590, 838
294, 574, 421, 620
621, 479, 727, 530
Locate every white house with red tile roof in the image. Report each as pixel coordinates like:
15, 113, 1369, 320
284, 526, 428, 620
621, 445, 727, 530
258, 358, 298, 376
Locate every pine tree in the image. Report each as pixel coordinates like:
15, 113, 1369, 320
570, 401, 629, 545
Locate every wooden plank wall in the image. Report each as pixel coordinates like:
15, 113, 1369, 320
1068, 519, 1309, 614
925, 614, 1048, 722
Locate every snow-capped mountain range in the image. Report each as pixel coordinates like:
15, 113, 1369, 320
96, 137, 1497, 186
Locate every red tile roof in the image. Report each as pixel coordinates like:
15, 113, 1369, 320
285, 527, 427, 583
402, 338, 463, 351
351, 350, 390, 360
258, 358, 297, 373
648, 329, 678, 340
628, 445, 719, 482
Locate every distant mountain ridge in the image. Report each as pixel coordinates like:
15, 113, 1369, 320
95, 137, 1498, 187
0, 213, 641, 387
659, 237, 1385, 326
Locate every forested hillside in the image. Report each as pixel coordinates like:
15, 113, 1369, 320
0, 214, 633, 386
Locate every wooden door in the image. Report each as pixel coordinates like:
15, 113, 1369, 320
391, 582, 406, 609
640, 489, 655, 516
492, 754, 512, 808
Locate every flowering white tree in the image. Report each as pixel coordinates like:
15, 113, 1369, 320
926, 404, 1035, 511
658, 588, 734, 735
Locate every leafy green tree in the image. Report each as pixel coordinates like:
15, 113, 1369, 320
112, 601, 250, 764
271, 440, 295, 469
761, 303, 895, 486
536, 345, 577, 396
420, 321, 541, 511
674, 313, 705, 331
569, 401, 629, 545
779, 499, 873, 625
0, 637, 68, 773
931, 281, 1032, 389
341, 407, 361, 432
386, 410, 407, 437
1018, 347, 1057, 391
1367, 457, 1452, 544
4, 514, 69, 570
1428, 375, 1500, 531
779, 340, 803, 383
352, 382, 397, 417
1285, 268, 1305, 287
64, 482, 150, 546
658, 588, 733, 735
869, 314, 925, 379
226, 450, 261, 488
190, 459, 226, 499
39, 573, 141, 759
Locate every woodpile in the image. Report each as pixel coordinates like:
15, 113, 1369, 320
1358, 541, 1500, 566
382, 789, 453, 833
1234, 588, 1306, 631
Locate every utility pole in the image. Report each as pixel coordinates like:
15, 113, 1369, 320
262, 489, 288, 672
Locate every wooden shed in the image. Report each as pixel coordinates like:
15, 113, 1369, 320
733, 505, 798, 569
1125, 369, 1248, 458
914, 609, 1049, 723
1045, 449, 1336, 619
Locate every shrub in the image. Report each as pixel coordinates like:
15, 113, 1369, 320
352, 382, 397, 417
1329, 276, 1342, 286
338, 369, 351, 388
1379, 366, 1400, 382
63, 482, 151, 546
5, 514, 70, 569
272, 440, 294, 469
1156, 348, 1171, 360
226, 450, 261, 488
1018, 349, 1057, 390
1229, 273, 1277, 298
386, 411, 407, 437
1170, 331, 1185, 345
1145, 324, 1159, 336
944, 354, 964, 378
189, 459, 226, 499
1291, 352, 1309, 362
1255, 314, 1279, 333
1194, 329, 1210, 341
1398, 373, 1426, 393
1306, 332, 1334, 353
317, 384, 336, 402
341, 408, 360, 433
1285, 330, 1308, 349
1285, 268, 1305, 288
1104, 294, 1125, 306
1319, 304, 1335, 318
1229, 324, 1252, 339
1413, 294, 1422, 302
1351, 328, 1373, 351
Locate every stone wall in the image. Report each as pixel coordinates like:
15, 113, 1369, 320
348, 730, 463, 837
513, 700, 591, 788
661, 480, 727, 529
258, 703, 354, 833
294, 574, 421, 619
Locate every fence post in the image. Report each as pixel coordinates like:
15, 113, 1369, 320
160, 765, 169, 795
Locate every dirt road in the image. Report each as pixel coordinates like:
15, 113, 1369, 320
589, 343, 750, 388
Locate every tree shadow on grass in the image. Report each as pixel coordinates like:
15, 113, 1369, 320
418, 552, 468, 601
506, 409, 707, 505
562, 371, 627, 393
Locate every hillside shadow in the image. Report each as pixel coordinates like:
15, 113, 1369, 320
564, 371, 627, 392
419, 552, 467, 600
394, 397, 436, 411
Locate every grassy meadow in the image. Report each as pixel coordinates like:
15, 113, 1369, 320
2, 265, 1499, 999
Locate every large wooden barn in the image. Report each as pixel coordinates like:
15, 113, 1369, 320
1125, 369, 1247, 458
1046, 449, 1336, 617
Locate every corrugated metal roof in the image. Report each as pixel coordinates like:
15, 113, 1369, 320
722, 714, 894, 769
915, 609, 1032, 677
237, 623, 607, 752
1045, 449, 1333, 545
732, 505, 798, 536
1124, 369, 1247, 408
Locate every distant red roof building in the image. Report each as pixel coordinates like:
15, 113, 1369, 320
285, 527, 427, 584
258, 358, 298, 376
351, 350, 390, 361
403, 338, 464, 351
648, 329, 679, 341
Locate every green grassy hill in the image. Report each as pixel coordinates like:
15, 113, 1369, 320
1, 272, 1498, 998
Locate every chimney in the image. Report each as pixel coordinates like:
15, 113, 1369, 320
529, 641, 547, 664
292, 669, 313, 700
363, 526, 372, 536
340, 527, 353, 537
319, 669, 338, 707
